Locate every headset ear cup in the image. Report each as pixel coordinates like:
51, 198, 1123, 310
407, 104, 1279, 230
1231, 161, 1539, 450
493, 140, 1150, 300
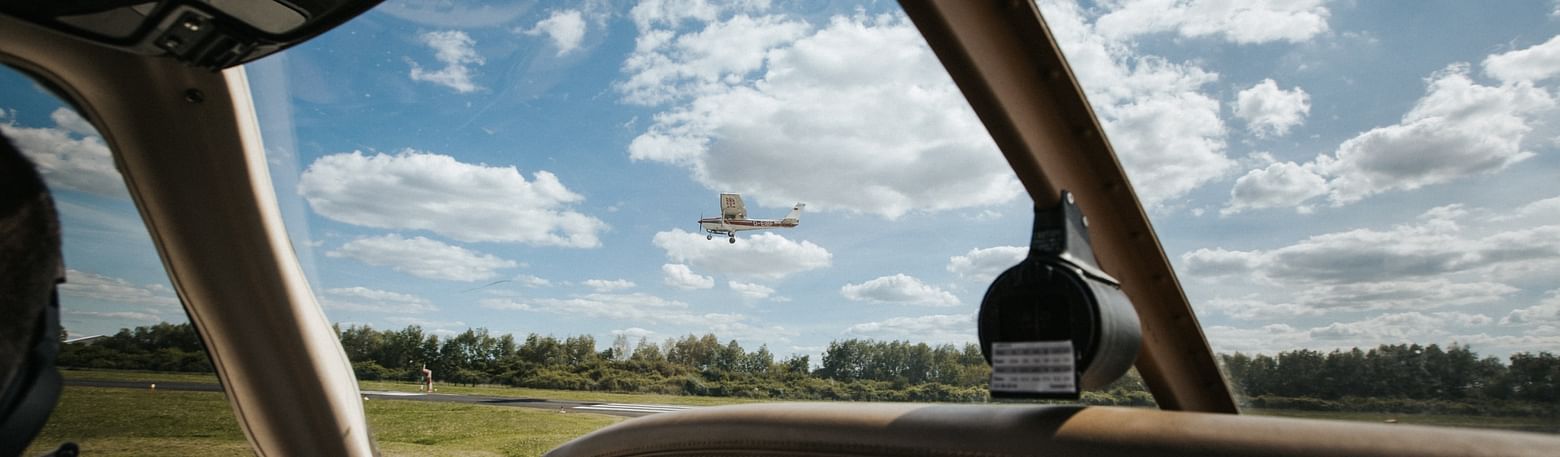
0, 291, 64, 456
0, 131, 66, 455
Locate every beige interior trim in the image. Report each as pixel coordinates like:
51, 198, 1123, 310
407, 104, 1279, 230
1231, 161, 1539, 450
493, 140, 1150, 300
547, 402, 1560, 457
0, 16, 374, 456
898, 0, 1238, 412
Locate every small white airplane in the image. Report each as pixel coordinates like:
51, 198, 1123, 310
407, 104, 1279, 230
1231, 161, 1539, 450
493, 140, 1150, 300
699, 193, 804, 243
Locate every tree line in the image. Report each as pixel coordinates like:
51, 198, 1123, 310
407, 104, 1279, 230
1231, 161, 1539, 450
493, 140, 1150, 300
57, 322, 1558, 414
329, 324, 1008, 403
1220, 346, 1559, 416
1221, 344, 1558, 402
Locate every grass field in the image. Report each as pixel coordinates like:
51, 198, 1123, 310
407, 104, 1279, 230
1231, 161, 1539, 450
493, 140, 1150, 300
1248, 409, 1560, 434
32, 368, 1558, 455
25, 386, 621, 456
60, 369, 759, 407
356, 380, 762, 407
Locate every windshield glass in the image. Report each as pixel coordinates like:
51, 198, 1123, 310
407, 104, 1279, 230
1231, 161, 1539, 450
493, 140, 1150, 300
0, 66, 250, 454
244, 0, 1142, 451
1038, 0, 1559, 431
253, 0, 1028, 373
15, 0, 1558, 453
0, 71, 184, 341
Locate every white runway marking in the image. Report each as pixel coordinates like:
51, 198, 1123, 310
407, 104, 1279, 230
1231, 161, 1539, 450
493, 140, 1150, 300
363, 390, 425, 397
572, 403, 695, 414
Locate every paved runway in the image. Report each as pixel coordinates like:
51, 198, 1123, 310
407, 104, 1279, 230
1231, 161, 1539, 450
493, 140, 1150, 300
66, 379, 695, 418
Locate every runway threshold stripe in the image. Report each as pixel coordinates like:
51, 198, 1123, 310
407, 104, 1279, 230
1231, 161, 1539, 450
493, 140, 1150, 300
363, 391, 425, 397
573, 403, 694, 414
595, 403, 694, 410
574, 404, 690, 411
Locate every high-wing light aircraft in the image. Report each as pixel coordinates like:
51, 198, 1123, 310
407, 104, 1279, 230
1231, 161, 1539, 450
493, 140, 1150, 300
699, 193, 803, 243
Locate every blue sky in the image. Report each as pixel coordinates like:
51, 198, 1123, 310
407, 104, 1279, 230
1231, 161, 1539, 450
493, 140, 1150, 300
5, 0, 1559, 360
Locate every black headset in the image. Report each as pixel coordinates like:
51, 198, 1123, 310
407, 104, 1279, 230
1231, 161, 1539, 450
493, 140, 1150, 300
0, 132, 69, 456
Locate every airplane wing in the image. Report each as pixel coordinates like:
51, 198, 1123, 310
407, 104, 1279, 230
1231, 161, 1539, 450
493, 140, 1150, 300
720, 193, 747, 220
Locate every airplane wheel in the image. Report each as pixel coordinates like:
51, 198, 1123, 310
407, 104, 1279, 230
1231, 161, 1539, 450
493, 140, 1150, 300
728, 237, 736, 244
707, 235, 713, 240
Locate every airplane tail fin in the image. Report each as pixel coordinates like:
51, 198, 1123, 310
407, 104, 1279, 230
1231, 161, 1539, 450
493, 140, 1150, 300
782, 203, 805, 224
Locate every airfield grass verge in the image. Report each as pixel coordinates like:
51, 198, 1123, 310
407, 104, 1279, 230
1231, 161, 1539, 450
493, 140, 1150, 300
61, 368, 221, 384
356, 380, 762, 407
364, 396, 621, 456
25, 387, 250, 456
61, 368, 760, 406
1246, 408, 1560, 434
26, 386, 621, 456
55, 369, 1560, 436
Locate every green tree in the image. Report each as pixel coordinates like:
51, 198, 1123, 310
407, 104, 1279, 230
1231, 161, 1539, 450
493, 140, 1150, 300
1507, 352, 1560, 402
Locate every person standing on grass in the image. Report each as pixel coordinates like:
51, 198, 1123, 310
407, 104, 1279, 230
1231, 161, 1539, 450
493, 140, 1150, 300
420, 364, 434, 393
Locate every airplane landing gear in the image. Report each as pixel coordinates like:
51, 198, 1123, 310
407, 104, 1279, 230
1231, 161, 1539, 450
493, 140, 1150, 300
707, 235, 713, 240
728, 236, 736, 244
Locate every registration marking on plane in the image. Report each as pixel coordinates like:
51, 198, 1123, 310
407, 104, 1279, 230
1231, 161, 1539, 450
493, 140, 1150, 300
572, 403, 695, 414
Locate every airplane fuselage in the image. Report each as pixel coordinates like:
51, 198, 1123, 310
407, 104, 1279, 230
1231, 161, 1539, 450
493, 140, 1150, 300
700, 196, 803, 242
699, 217, 798, 236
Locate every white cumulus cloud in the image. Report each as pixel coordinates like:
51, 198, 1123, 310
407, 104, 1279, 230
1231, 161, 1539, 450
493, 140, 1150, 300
1185, 201, 1560, 318
525, 10, 587, 56
583, 279, 636, 291
1234, 79, 1310, 137
621, 12, 1020, 218
1227, 63, 1555, 211
653, 229, 830, 280
59, 269, 177, 307
1199, 297, 1322, 321
481, 292, 690, 323
1503, 290, 1560, 325
1309, 312, 1493, 342
628, 0, 743, 31
620, 13, 807, 106
408, 30, 484, 93
514, 274, 552, 288
1198, 280, 1517, 318
481, 292, 788, 342
729, 280, 775, 300
1322, 65, 1552, 204
2, 108, 123, 197
1202, 323, 1312, 354
612, 327, 656, 338
661, 263, 714, 290
383, 317, 467, 333
299, 150, 605, 247
1484, 34, 1560, 83
1095, 0, 1331, 44
845, 314, 974, 345
320, 286, 437, 314
1204, 310, 1501, 355
1223, 161, 1327, 215
1189, 204, 1559, 283
1498, 195, 1560, 225
840, 274, 960, 307
703, 312, 800, 343
66, 310, 162, 323
946, 246, 1027, 282
328, 234, 516, 281
1038, 0, 1234, 208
